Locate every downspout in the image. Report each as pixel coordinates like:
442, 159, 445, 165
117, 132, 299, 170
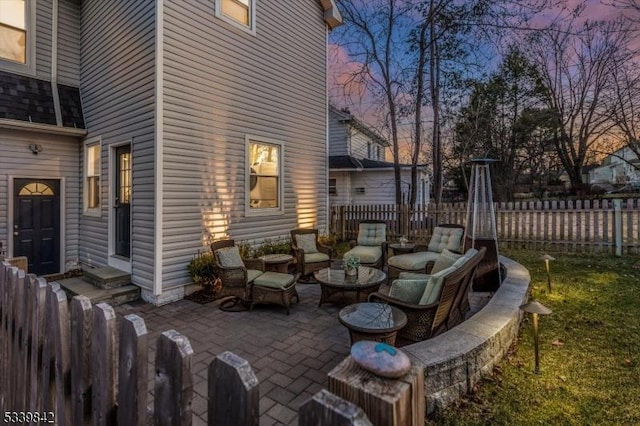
51, 0, 62, 126
325, 26, 330, 233
154, 0, 164, 297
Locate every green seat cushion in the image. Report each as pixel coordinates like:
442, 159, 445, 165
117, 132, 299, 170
389, 279, 429, 304
305, 252, 330, 263
418, 266, 456, 305
357, 223, 386, 246
450, 248, 478, 269
247, 269, 263, 283
427, 227, 464, 253
388, 251, 439, 270
398, 272, 429, 280
215, 246, 244, 268
253, 272, 295, 289
431, 248, 463, 274
295, 233, 319, 254
344, 246, 382, 264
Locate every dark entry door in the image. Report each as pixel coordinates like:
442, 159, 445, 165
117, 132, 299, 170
115, 145, 131, 258
13, 179, 61, 275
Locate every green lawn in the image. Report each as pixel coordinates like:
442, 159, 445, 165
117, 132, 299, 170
432, 250, 640, 425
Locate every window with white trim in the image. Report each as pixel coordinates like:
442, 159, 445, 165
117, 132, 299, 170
247, 137, 283, 215
329, 179, 337, 195
215, 0, 255, 32
84, 141, 101, 215
0, 0, 34, 72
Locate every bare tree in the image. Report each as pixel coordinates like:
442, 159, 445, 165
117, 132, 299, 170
609, 59, 640, 170
524, 17, 636, 192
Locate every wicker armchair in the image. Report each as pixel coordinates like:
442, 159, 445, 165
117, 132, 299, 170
211, 239, 264, 304
290, 228, 333, 279
387, 224, 464, 281
344, 220, 388, 269
369, 247, 486, 346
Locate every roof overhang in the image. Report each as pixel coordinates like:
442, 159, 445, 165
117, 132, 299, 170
318, 0, 343, 29
0, 118, 87, 137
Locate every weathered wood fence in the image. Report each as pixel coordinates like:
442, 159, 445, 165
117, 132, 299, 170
331, 199, 640, 255
0, 261, 422, 425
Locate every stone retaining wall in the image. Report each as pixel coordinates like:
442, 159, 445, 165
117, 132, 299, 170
402, 256, 530, 415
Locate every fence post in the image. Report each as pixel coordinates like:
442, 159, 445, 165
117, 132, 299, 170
328, 356, 425, 426
614, 199, 623, 256
40, 282, 61, 415
154, 330, 194, 425
51, 286, 72, 425
29, 276, 48, 413
70, 296, 93, 426
208, 351, 259, 426
92, 303, 117, 425
298, 389, 372, 426
118, 314, 149, 426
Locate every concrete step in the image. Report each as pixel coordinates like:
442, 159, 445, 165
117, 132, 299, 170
58, 277, 140, 306
83, 266, 131, 290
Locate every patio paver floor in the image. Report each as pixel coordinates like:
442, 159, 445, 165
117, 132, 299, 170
116, 281, 490, 425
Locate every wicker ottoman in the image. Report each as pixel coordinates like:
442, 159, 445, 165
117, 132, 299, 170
250, 272, 300, 314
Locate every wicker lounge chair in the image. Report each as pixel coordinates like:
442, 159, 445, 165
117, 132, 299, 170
387, 224, 464, 281
343, 220, 388, 269
211, 239, 300, 314
369, 247, 486, 346
290, 228, 333, 280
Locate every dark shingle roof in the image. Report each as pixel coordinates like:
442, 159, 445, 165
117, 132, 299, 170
329, 155, 422, 170
0, 70, 85, 129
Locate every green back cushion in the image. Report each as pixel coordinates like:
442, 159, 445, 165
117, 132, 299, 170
431, 248, 463, 274
451, 247, 479, 269
389, 279, 429, 304
427, 227, 464, 253
418, 266, 455, 305
357, 223, 386, 246
215, 246, 244, 268
295, 233, 318, 254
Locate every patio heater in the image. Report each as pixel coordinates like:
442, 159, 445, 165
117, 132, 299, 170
464, 158, 501, 291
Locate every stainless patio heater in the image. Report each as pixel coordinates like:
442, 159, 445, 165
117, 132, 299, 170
465, 158, 501, 291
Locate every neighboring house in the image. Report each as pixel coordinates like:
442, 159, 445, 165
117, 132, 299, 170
0, 0, 341, 305
588, 146, 640, 186
328, 106, 430, 205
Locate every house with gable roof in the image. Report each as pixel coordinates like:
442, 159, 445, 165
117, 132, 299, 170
328, 105, 430, 206
0, 0, 341, 305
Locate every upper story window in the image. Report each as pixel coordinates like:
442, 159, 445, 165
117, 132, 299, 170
247, 136, 283, 216
0, 0, 34, 74
215, 0, 255, 33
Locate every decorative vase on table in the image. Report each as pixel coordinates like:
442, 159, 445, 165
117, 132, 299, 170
342, 254, 360, 280
345, 266, 358, 278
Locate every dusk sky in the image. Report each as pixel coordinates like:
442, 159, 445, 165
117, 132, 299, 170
328, 0, 638, 139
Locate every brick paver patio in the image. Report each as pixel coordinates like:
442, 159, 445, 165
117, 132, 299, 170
116, 281, 491, 425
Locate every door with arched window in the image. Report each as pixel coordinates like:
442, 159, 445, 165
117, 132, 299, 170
13, 178, 60, 275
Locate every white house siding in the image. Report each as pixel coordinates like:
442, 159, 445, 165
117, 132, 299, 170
350, 129, 374, 159
328, 108, 348, 156
329, 171, 351, 205
35, 0, 53, 79
161, 0, 329, 289
79, 0, 156, 289
57, 0, 81, 86
0, 129, 80, 268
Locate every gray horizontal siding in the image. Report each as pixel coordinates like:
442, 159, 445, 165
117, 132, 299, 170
328, 109, 348, 156
36, 0, 52, 79
79, 0, 156, 289
160, 0, 329, 288
0, 129, 81, 270
57, 0, 81, 86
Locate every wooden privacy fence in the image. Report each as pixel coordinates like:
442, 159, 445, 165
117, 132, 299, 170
0, 261, 422, 425
331, 198, 640, 255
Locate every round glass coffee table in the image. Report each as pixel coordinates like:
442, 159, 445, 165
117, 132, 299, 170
338, 302, 407, 345
314, 266, 387, 306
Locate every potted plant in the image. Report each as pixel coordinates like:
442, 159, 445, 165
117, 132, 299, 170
342, 254, 360, 277
187, 250, 217, 294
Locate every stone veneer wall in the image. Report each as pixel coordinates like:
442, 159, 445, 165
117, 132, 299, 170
402, 256, 531, 415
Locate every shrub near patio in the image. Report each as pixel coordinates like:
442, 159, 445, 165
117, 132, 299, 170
433, 250, 640, 425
